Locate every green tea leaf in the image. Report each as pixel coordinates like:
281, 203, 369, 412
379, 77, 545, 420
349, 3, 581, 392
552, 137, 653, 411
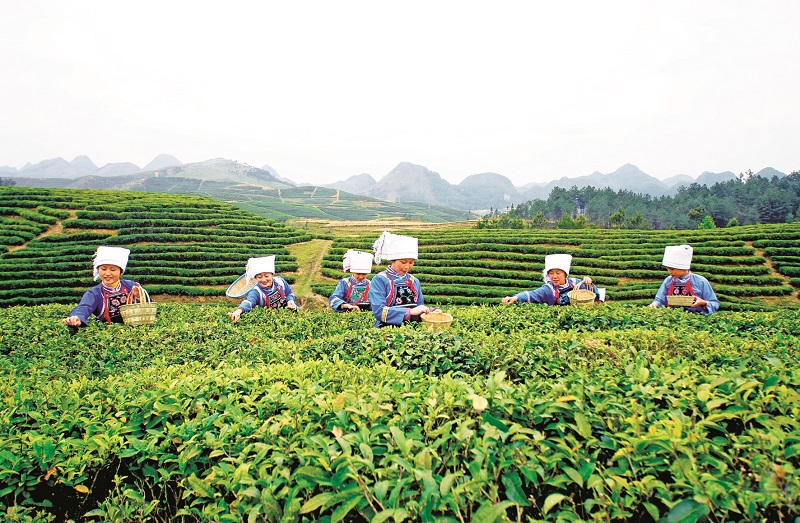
574, 411, 591, 438
659, 499, 710, 523
542, 493, 566, 514
471, 501, 515, 523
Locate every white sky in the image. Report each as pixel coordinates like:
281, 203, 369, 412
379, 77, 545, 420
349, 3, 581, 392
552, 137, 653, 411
1, 1, 798, 186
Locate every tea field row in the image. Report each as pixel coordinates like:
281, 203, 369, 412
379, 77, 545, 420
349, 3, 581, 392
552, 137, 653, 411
317, 223, 800, 310
0, 304, 798, 521
0, 188, 308, 307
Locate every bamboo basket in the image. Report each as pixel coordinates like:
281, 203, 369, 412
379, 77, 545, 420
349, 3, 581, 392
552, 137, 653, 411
568, 289, 596, 306
421, 311, 453, 331
119, 286, 156, 326
667, 295, 696, 307
226, 273, 257, 298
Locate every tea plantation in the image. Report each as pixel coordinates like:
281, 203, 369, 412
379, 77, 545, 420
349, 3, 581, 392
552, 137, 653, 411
1, 186, 799, 521
316, 224, 800, 311
0, 304, 798, 522
0, 187, 311, 307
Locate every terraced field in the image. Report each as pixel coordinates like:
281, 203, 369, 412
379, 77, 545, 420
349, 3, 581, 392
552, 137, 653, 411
0, 187, 310, 307
316, 225, 800, 311
3, 187, 800, 311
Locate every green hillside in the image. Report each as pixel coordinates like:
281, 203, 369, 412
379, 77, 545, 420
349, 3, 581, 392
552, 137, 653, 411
1, 186, 799, 521
0, 187, 312, 307
315, 225, 800, 311
3, 187, 800, 311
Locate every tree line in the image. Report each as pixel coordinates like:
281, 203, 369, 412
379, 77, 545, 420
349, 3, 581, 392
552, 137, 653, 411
478, 170, 800, 230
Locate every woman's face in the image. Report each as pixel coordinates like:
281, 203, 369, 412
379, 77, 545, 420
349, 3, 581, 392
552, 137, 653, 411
97, 264, 122, 286
547, 268, 567, 286
667, 267, 689, 278
390, 258, 415, 275
256, 272, 274, 286
352, 273, 368, 282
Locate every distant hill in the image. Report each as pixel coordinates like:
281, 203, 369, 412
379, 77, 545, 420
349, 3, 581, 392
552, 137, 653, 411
695, 171, 737, 186
755, 167, 786, 180
10, 158, 293, 191
4, 153, 790, 213
519, 164, 676, 201
661, 174, 694, 188
70, 155, 98, 172
324, 173, 377, 195
365, 163, 464, 206
144, 154, 182, 171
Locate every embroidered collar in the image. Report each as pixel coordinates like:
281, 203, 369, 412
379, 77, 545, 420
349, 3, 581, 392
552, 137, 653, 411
673, 272, 692, 284
101, 282, 122, 293
386, 267, 409, 279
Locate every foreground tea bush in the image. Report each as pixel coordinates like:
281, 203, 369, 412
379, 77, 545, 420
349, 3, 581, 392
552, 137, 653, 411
0, 304, 798, 522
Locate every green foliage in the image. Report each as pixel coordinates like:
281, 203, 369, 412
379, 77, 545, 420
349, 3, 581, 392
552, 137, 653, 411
500, 172, 800, 229
0, 187, 308, 306
698, 215, 716, 229
0, 304, 799, 521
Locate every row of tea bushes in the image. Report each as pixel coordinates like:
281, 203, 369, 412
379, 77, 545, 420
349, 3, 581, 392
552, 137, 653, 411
0, 303, 798, 521
319, 223, 800, 310
0, 187, 308, 307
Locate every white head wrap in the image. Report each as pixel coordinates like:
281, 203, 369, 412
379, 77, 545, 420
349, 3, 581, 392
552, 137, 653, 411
372, 231, 418, 262
246, 256, 276, 280
543, 253, 572, 282
343, 250, 373, 273
93, 246, 130, 281
662, 245, 693, 270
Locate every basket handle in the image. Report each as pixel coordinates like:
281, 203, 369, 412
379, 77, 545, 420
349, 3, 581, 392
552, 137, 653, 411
126, 284, 152, 305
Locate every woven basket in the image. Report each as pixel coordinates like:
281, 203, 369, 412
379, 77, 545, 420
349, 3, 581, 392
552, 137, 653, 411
667, 295, 696, 307
226, 273, 257, 298
568, 289, 596, 306
119, 286, 156, 326
421, 311, 453, 331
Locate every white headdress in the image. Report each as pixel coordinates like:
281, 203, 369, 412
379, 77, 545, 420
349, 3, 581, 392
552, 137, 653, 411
372, 231, 418, 263
93, 246, 130, 281
662, 245, 693, 270
246, 256, 276, 280
343, 250, 373, 273
542, 253, 572, 282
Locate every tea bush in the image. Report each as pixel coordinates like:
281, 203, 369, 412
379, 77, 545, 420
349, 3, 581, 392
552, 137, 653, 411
0, 303, 798, 522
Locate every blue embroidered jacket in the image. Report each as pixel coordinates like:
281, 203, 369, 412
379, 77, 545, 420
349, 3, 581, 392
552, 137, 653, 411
238, 276, 296, 313
650, 272, 720, 314
69, 279, 138, 325
514, 278, 598, 306
368, 268, 424, 327
329, 276, 371, 312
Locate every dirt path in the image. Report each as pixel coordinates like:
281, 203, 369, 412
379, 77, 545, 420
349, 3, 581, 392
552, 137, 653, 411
286, 238, 334, 309
8, 210, 77, 253
747, 241, 799, 300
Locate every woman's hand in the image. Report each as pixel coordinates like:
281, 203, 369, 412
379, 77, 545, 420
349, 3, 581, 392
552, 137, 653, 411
287, 300, 298, 311
692, 297, 707, 308
227, 308, 243, 323
501, 296, 518, 305
409, 305, 438, 316
343, 303, 360, 311
582, 276, 593, 286
62, 316, 82, 327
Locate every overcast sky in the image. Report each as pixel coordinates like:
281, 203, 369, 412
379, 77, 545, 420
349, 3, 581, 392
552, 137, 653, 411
2, 1, 798, 186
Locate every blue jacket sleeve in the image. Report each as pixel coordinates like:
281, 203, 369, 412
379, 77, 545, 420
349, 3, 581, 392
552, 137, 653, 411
277, 277, 296, 304
650, 277, 670, 308
368, 273, 423, 327
69, 286, 103, 325
329, 278, 349, 311
238, 287, 260, 313
515, 285, 557, 305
